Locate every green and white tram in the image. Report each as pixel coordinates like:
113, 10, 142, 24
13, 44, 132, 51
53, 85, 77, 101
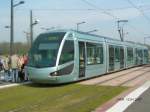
27, 30, 149, 84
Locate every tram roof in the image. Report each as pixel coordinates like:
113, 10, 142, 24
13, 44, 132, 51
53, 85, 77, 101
45, 29, 147, 48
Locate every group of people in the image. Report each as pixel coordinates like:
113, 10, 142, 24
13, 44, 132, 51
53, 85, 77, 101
0, 54, 28, 83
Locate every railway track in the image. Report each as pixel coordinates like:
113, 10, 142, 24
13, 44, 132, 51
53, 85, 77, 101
118, 69, 150, 86
80, 65, 150, 87
94, 66, 145, 85
93, 66, 150, 86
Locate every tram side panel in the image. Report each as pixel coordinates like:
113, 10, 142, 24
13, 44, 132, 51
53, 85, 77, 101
76, 34, 107, 80
106, 43, 125, 72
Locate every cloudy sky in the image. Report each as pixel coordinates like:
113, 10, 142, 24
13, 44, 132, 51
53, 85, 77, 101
0, 0, 150, 44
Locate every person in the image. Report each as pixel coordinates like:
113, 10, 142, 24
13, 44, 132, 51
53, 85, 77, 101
17, 54, 28, 82
11, 54, 19, 83
0, 58, 4, 72
0, 57, 4, 80
22, 54, 28, 81
17, 55, 23, 82
3, 56, 11, 81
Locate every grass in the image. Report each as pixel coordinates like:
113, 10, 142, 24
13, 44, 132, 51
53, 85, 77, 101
0, 83, 127, 112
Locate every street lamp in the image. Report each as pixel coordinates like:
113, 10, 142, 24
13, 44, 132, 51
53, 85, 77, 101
13, 1, 24, 7
41, 27, 55, 31
5, 26, 10, 29
10, 0, 25, 58
30, 10, 39, 45
86, 29, 98, 34
76, 21, 86, 31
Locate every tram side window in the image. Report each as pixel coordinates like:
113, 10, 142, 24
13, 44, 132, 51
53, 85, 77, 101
96, 45, 103, 64
144, 50, 148, 57
115, 47, 120, 62
87, 43, 95, 64
127, 47, 133, 61
59, 40, 74, 64
87, 43, 103, 65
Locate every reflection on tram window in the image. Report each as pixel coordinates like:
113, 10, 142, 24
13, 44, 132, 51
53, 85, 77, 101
59, 40, 74, 64
127, 47, 133, 61
115, 47, 120, 62
86, 43, 103, 65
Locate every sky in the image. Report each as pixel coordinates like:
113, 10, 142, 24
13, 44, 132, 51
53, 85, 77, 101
0, 0, 150, 44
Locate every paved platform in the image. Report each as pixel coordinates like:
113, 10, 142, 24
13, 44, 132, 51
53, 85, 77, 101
0, 71, 12, 86
0, 71, 30, 89
0, 80, 12, 86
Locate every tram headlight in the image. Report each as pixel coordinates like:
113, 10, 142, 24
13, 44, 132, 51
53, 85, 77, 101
50, 72, 58, 76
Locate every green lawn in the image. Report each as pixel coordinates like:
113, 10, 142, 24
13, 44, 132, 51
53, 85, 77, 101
0, 83, 127, 112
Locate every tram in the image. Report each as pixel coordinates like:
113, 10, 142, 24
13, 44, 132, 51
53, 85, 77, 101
27, 30, 149, 84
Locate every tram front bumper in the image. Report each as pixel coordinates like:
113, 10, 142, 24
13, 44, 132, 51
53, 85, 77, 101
27, 66, 59, 83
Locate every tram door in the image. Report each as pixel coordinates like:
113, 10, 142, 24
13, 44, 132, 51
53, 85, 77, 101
139, 50, 143, 64
109, 45, 115, 71
120, 47, 124, 69
79, 42, 86, 78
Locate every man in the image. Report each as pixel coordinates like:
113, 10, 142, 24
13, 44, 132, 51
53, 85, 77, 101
0, 58, 3, 71
21, 54, 28, 81
11, 54, 19, 83
3, 56, 11, 81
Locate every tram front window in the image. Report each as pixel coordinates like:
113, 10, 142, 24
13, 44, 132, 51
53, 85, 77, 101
28, 32, 65, 68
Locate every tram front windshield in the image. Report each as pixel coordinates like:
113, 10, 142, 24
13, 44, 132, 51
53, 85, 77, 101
28, 32, 65, 68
